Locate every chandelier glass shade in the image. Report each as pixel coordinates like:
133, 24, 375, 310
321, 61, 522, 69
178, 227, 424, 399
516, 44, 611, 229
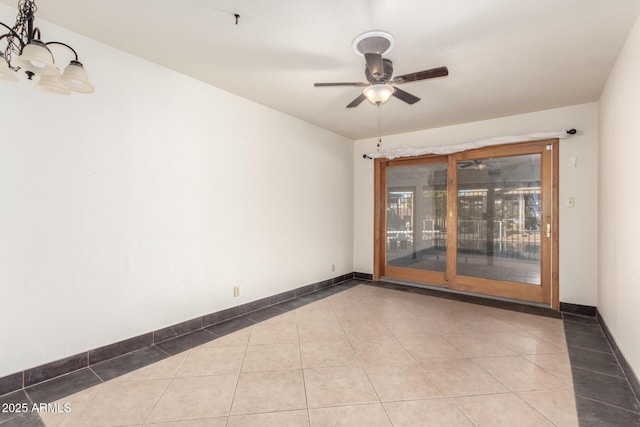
1, 0, 94, 94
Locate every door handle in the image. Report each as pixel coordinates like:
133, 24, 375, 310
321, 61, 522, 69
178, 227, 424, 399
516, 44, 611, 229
546, 223, 551, 238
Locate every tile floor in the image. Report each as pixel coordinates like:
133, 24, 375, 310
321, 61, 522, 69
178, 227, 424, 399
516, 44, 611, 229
1, 281, 638, 426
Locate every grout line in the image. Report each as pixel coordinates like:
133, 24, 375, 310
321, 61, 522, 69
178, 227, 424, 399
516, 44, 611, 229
575, 394, 640, 415
139, 352, 187, 426
294, 310, 312, 427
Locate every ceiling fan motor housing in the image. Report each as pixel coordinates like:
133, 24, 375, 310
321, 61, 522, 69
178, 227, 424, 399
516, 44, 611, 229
366, 58, 394, 83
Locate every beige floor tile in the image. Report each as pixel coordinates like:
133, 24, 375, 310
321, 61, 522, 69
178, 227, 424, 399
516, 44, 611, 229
176, 346, 245, 377
230, 369, 306, 415
349, 336, 416, 367
485, 331, 565, 355
300, 340, 359, 368
340, 319, 392, 337
384, 319, 443, 336
332, 307, 378, 322
39, 385, 99, 426
439, 317, 517, 335
497, 312, 565, 332
295, 301, 334, 322
383, 399, 475, 427
420, 359, 508, 397
248, 322, 299, 345
308, 403, 392, 427
242, 343, 301, 372
297, 319, 347, 343
440, 333, 518, 358
58, 380, 169, 427
328, 294, 366, 308
111, 353, 188, 382
40, 285, 582, 427
364, 363, 444, 402
456, 393, 554, 426
360, 298, 414, 319
227, 410, 309, 427
260, 310, 297, 325
200, 329, 251, 348
303, 366, 379, 408
528, 328, 569, 349
473, 355, 567, 392
147, 375, 237, 423
397, 334, 465, 362
524, 353, 574, 385
145, 418, 228, 426
519, 389, 579, 426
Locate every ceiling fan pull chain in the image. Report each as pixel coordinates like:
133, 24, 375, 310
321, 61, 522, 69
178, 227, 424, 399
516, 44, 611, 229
377, 104, 382, 151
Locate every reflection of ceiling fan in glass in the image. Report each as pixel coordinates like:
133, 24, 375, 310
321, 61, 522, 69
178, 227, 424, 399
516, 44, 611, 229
458, 159, 502, 176
458, 160, 487, 170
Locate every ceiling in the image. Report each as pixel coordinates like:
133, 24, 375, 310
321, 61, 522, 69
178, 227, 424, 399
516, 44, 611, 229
2, 0, 639, 140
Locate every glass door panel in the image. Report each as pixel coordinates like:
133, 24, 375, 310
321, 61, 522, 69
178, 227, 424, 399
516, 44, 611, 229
384, 162, 448, 283
456, 154, 542, 285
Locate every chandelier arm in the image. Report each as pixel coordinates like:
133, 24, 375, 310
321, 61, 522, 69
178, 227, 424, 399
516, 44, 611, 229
45, 41, 79, 61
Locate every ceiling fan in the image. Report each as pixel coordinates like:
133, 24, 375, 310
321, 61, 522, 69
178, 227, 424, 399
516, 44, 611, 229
314, 31, 449, 108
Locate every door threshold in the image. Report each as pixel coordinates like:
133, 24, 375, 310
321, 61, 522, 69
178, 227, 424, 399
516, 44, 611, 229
379, 277, 553, 309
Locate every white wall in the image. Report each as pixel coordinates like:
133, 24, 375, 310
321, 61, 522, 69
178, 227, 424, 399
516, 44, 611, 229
354, 103, 598, 306
0, 6, 353, 377
598, 15, 640, 382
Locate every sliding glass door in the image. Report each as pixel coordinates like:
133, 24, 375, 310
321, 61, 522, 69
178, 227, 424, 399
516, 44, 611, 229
375, 140, 558, 307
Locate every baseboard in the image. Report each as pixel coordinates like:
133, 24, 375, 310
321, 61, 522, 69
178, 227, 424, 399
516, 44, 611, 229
354, 272, 373, 281
596, 309, 640, 405
0, 272, 357, 397
560, 302, 596, 316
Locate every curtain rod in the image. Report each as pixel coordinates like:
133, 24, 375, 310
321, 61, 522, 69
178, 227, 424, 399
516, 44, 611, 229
362, 128, 578, 160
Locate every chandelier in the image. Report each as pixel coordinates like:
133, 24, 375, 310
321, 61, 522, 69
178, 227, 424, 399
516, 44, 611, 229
0, 0, 94, 94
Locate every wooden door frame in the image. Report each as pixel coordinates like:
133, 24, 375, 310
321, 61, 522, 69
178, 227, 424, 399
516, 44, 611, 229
374, 139, 560, 310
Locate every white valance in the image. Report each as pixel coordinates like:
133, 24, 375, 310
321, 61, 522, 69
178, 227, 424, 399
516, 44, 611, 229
365, 129, 575, 160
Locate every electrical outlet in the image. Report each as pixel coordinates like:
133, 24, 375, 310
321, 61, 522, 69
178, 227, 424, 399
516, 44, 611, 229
233, 285, 240, 297
332, 264, 336, 272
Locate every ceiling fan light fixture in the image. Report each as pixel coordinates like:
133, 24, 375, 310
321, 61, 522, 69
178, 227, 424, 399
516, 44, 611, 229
364, 84, 394, 105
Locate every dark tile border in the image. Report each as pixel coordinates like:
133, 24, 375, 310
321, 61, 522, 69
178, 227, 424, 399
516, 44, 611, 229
564, 310, 640, 424
354, 272, 373, 281
0, 390, 31, 424
25, 369, 102, 404
153, 317, 202, 344
89, 333, 153, 365
0, 373, 22, 397
91, 347, 168, 382
0, 272, 356, 398
24, 353, 88, 388
597, 309, 640, 406
560, 302, 597, 317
